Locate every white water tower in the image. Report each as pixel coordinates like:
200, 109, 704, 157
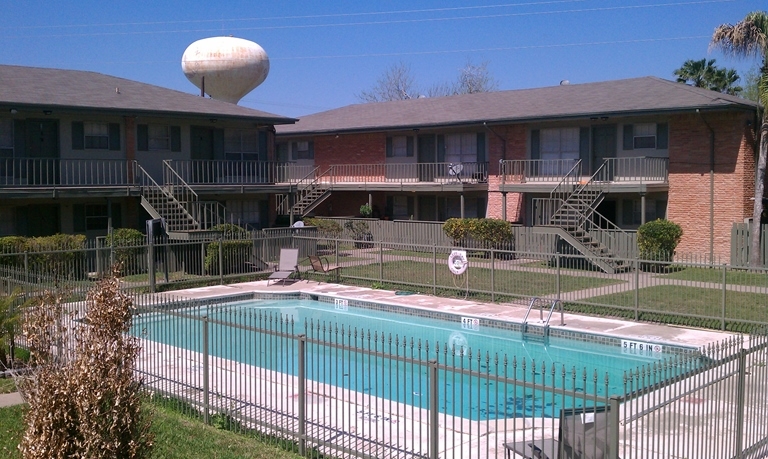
181, 36, 270, 104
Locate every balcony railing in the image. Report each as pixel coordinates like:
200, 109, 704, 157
501, 157, 668, 184
0, 158, 135, 187
326, 161, 489, 185
166, 160, 315, 185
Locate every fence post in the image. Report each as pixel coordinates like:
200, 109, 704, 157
218, 238, 224, 285
609, 396, 621, 459
432, 244, 437, 296
634, 257, 640, 321
721, 263, 727, 331
298, 334, 307, 456
735, 348, 747, 458
202, 315, 209, 425
491, 249, 495, 303
148, 238, 156, 293
429, 359, 439, 459
556, 253, 561, 301
378, 240, 383, 282
23, 251, 28, 287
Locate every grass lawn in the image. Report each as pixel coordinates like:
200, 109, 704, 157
580, 284, 768, 324
0, 378, 16, 394
0, 402, 304, 459
661, 266, 768, 287
342, 259, 623, 297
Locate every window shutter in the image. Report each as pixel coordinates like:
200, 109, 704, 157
73, 204, 86, 233
530, 129, 540, 159
258, 130, 268, 161
579, 127, 590, 165
14, 120, 25, 155
407, 197, 414, 218
108, 123, 120, 151
385, 196, 393, 218
308, 141, 315, 159
476, 132, 486, 162
623, 125, 634, 150
71, 122, 84, 150
291, 142, 298, 160
437, 135, 445, 162
170, 126, 181, 152
110, 203, 122, 228
621, 200, 634, 225
213, 128, 225, 159
406, 136, 414, 157
386, 137, 393, 157
656, 123, 668, 149
477, 197, 487, 218
137, 124, 149, 151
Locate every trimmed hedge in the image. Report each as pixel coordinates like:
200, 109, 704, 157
204, 224, 253, 275
442, 218, 515, 248
0, 234, 87, 277
638, 219, 682, 261
105, 228, 146, 274
303, 218, 343, 238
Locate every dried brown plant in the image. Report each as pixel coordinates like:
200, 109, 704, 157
17, 268, 153, 459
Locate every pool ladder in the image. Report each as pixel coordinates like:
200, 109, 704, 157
522, 297, 563, 341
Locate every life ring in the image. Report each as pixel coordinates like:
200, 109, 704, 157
448, 250, 468, 275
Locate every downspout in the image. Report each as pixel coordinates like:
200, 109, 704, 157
696, 109, 715, 262
484, 122, 508, 220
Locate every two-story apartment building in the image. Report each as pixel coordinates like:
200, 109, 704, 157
275, 77, 759, 262
0, 64, 296, 239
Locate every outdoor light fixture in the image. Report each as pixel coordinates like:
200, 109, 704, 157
43, 110, 52, 115
9, 108, 17, 114
209, 118, 217, 123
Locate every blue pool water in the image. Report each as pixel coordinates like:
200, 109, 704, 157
135, 297, 694, 419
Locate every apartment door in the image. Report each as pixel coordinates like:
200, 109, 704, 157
592, 125, 616, 179
417, 134, 436, 181
25, 119, 59, 184
190, 126, 217, 183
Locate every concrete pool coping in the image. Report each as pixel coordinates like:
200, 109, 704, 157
155, 279, 737, 351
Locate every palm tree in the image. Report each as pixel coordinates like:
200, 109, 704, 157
711, 11, 768, 267
674, 58, 718, 87
709, 68, 743, 95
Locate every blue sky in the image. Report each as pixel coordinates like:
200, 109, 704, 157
1, 1, 765, 117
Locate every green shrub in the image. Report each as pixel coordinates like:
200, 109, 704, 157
442, 218, 515, 249
26, 234, 87, 277
204, 224, 253, 275
638, 219, 682, 261
303, 218, 343, 238
0, 236, 27, 268
106, 228, 146, 274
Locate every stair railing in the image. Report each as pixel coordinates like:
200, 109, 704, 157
135, 162, 199, 232
276, 166, 318, 214
548, 159, 582, 202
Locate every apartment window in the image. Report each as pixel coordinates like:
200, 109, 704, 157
73, 203, 121, 232
622, 199, 667, 226
386, 135, 414, 157
623, 123, 668, 150
85, 122, 109, 149
444, 133, 478, 163
148, 125, 171, 151
227, 199, 261, 227
540, 128, 580, 161
292, 141, 314, 160
225, 128, 259, 161
0, 119, 13, 158
72, 121, 120, 151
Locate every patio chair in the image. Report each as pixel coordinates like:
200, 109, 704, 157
504, 405, 614, 459
307, 255, 341, 282
267, 248, 300, 285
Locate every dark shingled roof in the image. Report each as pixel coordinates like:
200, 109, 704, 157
277, 76, 756, 135
0, 64, 296, 124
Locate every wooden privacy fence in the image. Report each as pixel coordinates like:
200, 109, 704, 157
731, 223, 768, 266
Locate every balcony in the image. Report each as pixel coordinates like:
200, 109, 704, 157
499, 157, 669, 194
322, 162, 489, 191
0, 158, 138, 197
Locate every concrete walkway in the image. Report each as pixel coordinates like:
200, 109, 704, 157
0, 391, 23, 407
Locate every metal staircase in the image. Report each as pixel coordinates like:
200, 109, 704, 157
537, 161, 632, 274
136, 161, 254, 239
275, 167, 332, 217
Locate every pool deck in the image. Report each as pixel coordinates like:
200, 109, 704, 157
167, 279, 736, 350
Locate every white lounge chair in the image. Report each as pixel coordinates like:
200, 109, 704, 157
267, 248, 300, 285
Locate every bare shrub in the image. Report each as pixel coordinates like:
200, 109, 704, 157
17, 270, 153, 459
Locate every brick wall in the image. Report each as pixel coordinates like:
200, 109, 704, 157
486, 124, 526, 221
667, 111, 755, 259
315, 133, 386, 172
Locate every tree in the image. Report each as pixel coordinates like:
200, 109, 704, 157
358, 59, 498, 102
743, 65, 763, 103
357, 62, 419, 102
673, 58, 742, 94
711, 11, 768, 267
17, 271, 153, 458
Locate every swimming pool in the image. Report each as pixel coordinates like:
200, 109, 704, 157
134, 295, 700, 419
